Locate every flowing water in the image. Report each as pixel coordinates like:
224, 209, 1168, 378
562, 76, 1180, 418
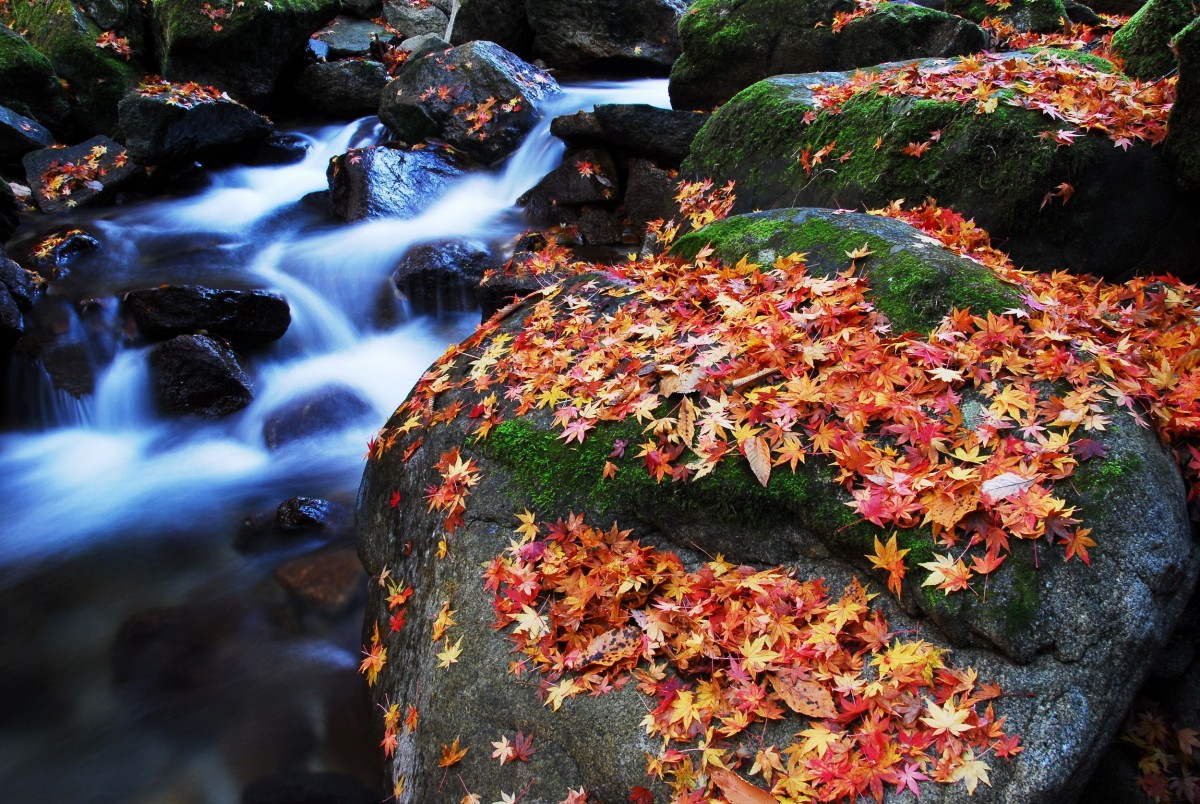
0, 79, 670, 804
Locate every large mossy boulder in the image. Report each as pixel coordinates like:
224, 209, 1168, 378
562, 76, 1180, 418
669, 0, 987, 110
944, 0, 1067, 33
1111, 0, 1197, 80
152, 0, 339, 108
0, 25, 71, 135
684, 54, 1199, 281
1168, 16, 1200, 190
378, 40, 561, 165
525, 0, 689, 74
358, 208, 1199, 801
5, 0, 141, 135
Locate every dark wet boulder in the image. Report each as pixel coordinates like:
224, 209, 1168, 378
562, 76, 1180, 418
1168, 17, 1200, 190
378, 40, 561, 164
326, 144, 465, 222
669, 0, 987, 109
5, 0, 141, 135
278, 496, 350, 533
944, 0, 1068, 32
0, 105, 55, 167
148, 333, 254, 417
383, 0, 449, 36
521, 147, 620, 224
275, 547, 365, 616
391, 239, 498, 312
236, 496, 353, 553
19, 226, 102, 282
123, 285, 291, 345
253, 132, 311, 166
310, 15, 389, 58
625, 158, 676, 237
399, 32, 450, 60
21, 135, 142, 213
117, 83, 273, 166
0, 181, 23, 242
526, 0, 689, 73
261, 384, 374, 449
293, 60, 390, 118
152, 0, 340, 109
1111, 0, 1197, 79
0, 25, 71, 135
550, 104, 708, 167
447, 0, 532, 57
0, 249, 36, 348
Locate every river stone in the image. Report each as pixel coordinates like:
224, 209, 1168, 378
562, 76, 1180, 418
326, 144, 465, 222
1110, 0, 1197, 80
669, 0, 988, 109
357, 209, 1198, 801
148, 333, 253, 417
275, 547, 365, 616
684, 59, 1200, 281
447, 0, 532, 57
526, 0, 689, 73
294, 60, 390, 119
19, 226, 102, 282
0, 25, 71, 135
391, 239, 497, 313
123, 285, 291, 345
262, 384, 374, 449
382, 0, 448, 37
550, 104, 708, 167
117, 90, 272, 166
310, 15, 389, 58
378, 40, 561, 164
21, 135, 142, 213
0, 105, 55, 167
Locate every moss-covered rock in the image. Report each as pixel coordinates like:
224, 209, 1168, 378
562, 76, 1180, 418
945, 0, 1068, 33
684, 60, 1196, 280
5, 0, 141, 135
1111, 0, 1197, 79
0, 25, 71, 135
668, 0, 987, 109
1168, 16, 1200, 189
152, 0, 339, 108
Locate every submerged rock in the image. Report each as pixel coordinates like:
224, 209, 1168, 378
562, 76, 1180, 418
261, 384, 374, 449
275, 547, 365, 616
148, 333, 254, 417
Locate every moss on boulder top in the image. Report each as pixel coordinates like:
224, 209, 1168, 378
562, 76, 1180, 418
0, 25, 71, 135
1168, 16, 1200, 190
945, 0, 1067, 33
1111, 0, 1197, 80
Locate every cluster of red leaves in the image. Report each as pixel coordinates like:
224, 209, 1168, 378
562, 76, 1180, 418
32, 228, 88, 261
984, 16, 1128, 59
829, 0, 888, 33
198, 0, 265, 32
486, 512, 1019, 800
39, 143, 128, 203
422, 447, 481, 534
809, 50, 1175, 149
1123, 709, 1200, 803
95, 31, 132, 60
136, 76, 233, 109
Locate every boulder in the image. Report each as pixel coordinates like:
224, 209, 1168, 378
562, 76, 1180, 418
358, 208, 1198, 801
277, 496, 349, 533
152, 0, 340, 109
1111, 0, 1197, 79
378, 40, 561, 164
5, 0, 142, 135
21, 135, 142, 213
550, 104, 708, 167
274, 547, 365, 616
117, 83, 273, 166
669, 0, 988, 110
684, 54, 1200, 281
521, 148, 621, 223
0, 180, 22, 242
0, 25, 71, 135
382, 0, 447, 37
18, 226, 101, 282
398, 32, 449, 60
326, 144, 465, 222
624, 157, 676, 237
123, 285, 291, 345
391, 239, 497, 312
148, 333, 254, 417
944, 0, 1068, 32
0, 105, 54, 168
261, 384, 374, 449
0, 249, 35, 348
525, 0, 689, 73
1168, 17, 1200, 190
309, 15, 389, 59
293, 60, 390, 118
447, 0, 532, 57
235, 496, 353, 553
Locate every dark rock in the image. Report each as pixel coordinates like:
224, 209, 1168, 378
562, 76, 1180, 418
310, 15, 389, 58
235, 497, 351, 553
391, 239, 497, 312
274, 547, 365, 616
0, 25, 71, 135
378, 40, 561, 164
1111, 0, 1197, 79
399, 32, 450, 60
153, 0, 341, 109
1085, 0, 1146, 13
0, 180, 23, 242
278, 497, 347, 532
0, 106, 55, 167
1169, 17, 1200, 190
261, 384, 374, 449
21, 136, 142, 213
521, 148, 620, 226
526, 0, 688, 73
241, 771, 380, 804
148, 333, 254, 417
326, 145, 465, 222
253, 132, 311, 166
341, 0, 382, 18
0, 251, 38, 311
945, 0, 1067, 32
1064, 0, 1105, 25
117, 88, 272, 166
383, 0, 448, 37
550, 104, 708, 166
294, 60, 390, 118
577, 205, 621, 244
20, 227, 101, 282
123, 285, 291, 346
0, 279, 22, 348
624, 158, 675, 238
113, 606, 227, 694
477, 272, 546, 321
448, 0, 533, 57
669, 0, 987, 109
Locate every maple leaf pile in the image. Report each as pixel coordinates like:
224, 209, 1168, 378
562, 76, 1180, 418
135, 77, 239, 110
38, 143, 129, 202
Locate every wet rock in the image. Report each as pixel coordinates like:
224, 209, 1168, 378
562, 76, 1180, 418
241, 771, 380, 804
378, 40, 561, 164
278, 496, 350, 533
123, 285, 291, 346
0, 25, 71, 135
326, 144, 465, 222
274, 547, 365, 616
527, 0, 689, 73
1112, 0, 1197, 80
1169, 17, 1200, 190
391, 239, 497, 312
550, 104, 708, 167
0, 180, 23, 242
253, 132, 311, 166
382, 0, 448, 37
399, 32, 450, 60
148, 333, 254, 417
0, 106, 55, 168
447, 0, 532, 57
294, 60, 390, 119
310, 15, 389, 58
477, 272, 546, 321
117, 88, 272, 166
521, 148, 620, 227
0, 250, 38, 348
624, 158, 676, 238
236, 496, 352, 553
20, 227, 101, 282
261, 384, 374, 449
578, 205, 621, 245
21, 136, 142, 213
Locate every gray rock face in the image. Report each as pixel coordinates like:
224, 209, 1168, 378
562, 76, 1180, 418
357, 210, 1199, 802
117, 90, 272, 166
123, 285, 291, 345
526, 0, 689, 72
378, 40, 560, 164
294, 60, 391, 119
326, 145, 465, 222
21, 135, 142, 213
148, 333, 254, 417
382, 0, 448, 37
0, 105, 55, 167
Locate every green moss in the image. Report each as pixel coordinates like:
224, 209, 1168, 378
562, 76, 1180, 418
1111, 0, 1196, 80
1031, 46, 1119, 74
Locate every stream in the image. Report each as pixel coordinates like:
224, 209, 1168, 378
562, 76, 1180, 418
0, 78, 669, 804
